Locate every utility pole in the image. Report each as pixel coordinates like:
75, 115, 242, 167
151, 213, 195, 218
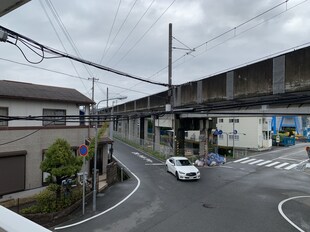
89, 77, 99, 112
168, 23, 172, 89
88, 77, 98, 212
107, 87, 109, 109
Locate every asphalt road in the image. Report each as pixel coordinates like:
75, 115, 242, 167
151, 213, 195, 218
54, 141, 310, 232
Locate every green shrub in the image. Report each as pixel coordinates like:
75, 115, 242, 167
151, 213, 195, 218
21, 184, 83, 214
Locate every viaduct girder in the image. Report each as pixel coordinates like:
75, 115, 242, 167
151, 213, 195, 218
113, 45, 310, 116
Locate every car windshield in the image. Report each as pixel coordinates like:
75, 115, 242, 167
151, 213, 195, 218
175, 159, 191, 166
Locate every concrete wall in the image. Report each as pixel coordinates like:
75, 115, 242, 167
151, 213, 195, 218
0, 127, 92, 190
234, 59, 273, 98
285, 47, 310, 92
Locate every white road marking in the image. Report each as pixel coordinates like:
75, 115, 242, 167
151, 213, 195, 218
275, 162, 290, 169
145, 163, 165, 166
265, 161, 281, 167
233, 157, 249, 163
132, 152, 153, 163
54, 155, 141, 230
241, 158, 257, 164
257, 160, 273, 166
249, 159, 264, 165
277, 157, 304, 162
278, 196, 310, 232
284, 164, 298, 170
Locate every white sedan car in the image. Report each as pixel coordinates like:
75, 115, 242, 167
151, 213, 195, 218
166, 157, 200, 180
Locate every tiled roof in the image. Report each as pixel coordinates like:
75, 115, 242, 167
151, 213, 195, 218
0, 80, 94, 104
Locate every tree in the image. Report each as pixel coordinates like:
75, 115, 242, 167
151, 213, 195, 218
40, 138, 83, 185
88, 122, 109, 160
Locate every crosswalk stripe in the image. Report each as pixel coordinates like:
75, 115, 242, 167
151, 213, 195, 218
275, 162, 290, 169
257, 160, 272, 166
249, 159, 264, 165
266, 161, 280, 167
234, 157, 249, 163
284, 164, 298, 170
241, 158, 257, 164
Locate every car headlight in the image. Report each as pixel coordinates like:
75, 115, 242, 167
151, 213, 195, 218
178, 171, 185, 175
197, 171, 200, 175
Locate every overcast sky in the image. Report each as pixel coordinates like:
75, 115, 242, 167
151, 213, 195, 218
1, 0, 310, 106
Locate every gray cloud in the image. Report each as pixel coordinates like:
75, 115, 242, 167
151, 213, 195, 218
0, 0, 309, 104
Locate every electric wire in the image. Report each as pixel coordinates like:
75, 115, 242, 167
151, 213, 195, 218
103, 0, 138, 64
0, 25, 169, 87
99, 0, 122, 65
46, 0, 95, 80
172, 0, 310, 80
106, 0, 155, 66
196, 41, 310, 81
6, 40, 45, 64
39, 0, 88, 93
0, 56, 155, 95
193, 0, 291, 51
113, 0, 177, 66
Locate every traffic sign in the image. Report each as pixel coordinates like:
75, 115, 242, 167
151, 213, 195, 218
79, 144, 88, 157
218, 130, 223, 135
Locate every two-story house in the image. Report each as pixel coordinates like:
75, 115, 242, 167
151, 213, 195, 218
0, 80, 109, 196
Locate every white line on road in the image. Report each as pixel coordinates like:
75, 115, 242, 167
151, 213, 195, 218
145, 163, 165, 166
284, 164, 298, 170
54, 155, 141, 230
275, 162, 290, 169
233, 157, 249, 163
278, 196, 310, 232
241, 158, 257, 164
256, 160, 273, 166
265, 161, 281, 167
249, 159, 264, 165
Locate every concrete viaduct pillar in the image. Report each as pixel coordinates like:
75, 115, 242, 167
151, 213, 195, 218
199, 119, 209, 157
174, 116, 185, 156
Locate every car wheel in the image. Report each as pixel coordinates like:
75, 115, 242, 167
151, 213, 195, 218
175, 172, 179, 180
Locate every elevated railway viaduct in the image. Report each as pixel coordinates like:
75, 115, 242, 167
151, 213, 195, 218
111, 45, 310, 156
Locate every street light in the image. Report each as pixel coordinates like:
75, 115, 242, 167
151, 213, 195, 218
92, 96, 126, 212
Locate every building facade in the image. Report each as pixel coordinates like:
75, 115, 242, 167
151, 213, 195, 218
216, 117, 272, 151
0, 80, 97, 196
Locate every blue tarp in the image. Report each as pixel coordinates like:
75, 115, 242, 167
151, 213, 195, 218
205, 153, 226, 166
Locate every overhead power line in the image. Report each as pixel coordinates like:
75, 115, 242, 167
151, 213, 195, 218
106, 0, 155, 66
39, 0, 88, 94
0, 56, 154, 95
113, 0, 177, 66
0, 25, 169, 87
99, 0, 122, 65
193, 0, 291, 52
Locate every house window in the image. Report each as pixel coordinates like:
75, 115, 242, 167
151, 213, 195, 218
0, 107, 8, 126
229, 118, 239, 123
43, 109, 66, 126
219, 118, 224, 123
229, 135, 239, 140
